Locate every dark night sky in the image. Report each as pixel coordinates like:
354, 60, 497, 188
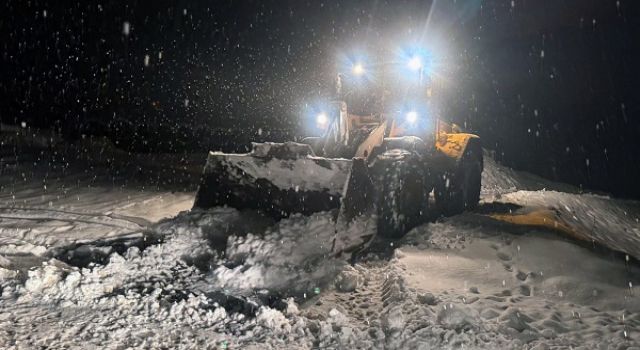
1, 0, 639, 198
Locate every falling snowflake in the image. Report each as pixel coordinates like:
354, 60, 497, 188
122, 21, 130, 36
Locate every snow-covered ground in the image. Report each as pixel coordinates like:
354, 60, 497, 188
1, 138, 639, 349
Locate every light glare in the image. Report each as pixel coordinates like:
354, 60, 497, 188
352, 63, 365, 76
406, 111, 418, 124
316, 112, 328, 127
408, 55, 422, 71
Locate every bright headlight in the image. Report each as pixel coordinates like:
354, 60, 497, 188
316, 112, 328, 127
407, 55, 422, 71
405, 111, 418, 124
352, 62, 366, 76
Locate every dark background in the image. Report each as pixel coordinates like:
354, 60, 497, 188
1, 0, 639, 198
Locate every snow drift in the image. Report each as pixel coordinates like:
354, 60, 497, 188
0, 149, 639, 349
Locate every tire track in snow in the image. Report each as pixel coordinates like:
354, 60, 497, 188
0, 207, 150, 229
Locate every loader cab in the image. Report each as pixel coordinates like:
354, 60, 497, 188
315, 100, 383, 159
315, 100, 436, 160
326, 71, 437, 152
343, 58, 436, 112
308, 49, 445, 158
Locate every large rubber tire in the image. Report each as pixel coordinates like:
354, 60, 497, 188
435, 146, 482, 216
377, 153, 427, 238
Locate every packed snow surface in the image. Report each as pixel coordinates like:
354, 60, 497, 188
1, 148, 639, 348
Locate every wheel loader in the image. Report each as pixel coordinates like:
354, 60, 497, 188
193, 49, 482, 241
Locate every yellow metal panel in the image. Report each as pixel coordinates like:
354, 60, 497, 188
489, 209, 590, 243
435, 133, 479, 161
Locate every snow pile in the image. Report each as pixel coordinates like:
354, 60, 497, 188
2, 204, 639, 349
481, 151, 578, 196
1, 225, 237, 348
0, 207, 356, 349
482, 152, 640, 260
210, 211, 344, 295
4, 203, 550, 349
498, 190, 640, 258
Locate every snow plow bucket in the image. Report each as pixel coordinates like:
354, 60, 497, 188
193, 142, 353, 218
